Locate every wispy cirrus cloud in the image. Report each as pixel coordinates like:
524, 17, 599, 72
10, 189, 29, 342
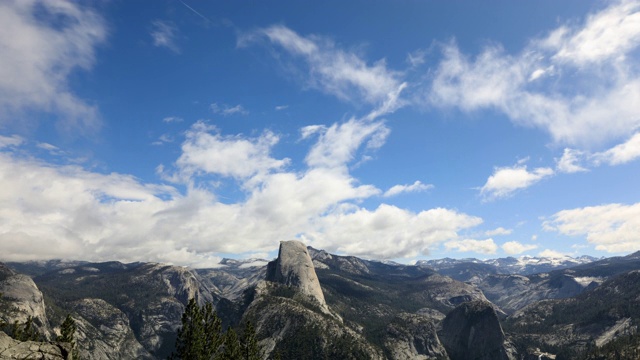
239, 25, 406, 120
210, 102, 249, 116
556, 148, 589, 173
151, 20, 180, 53
383, 180, 433, 198
0, 134, 24, 148
591, 132, 640, 166
163, 116, 184, 123
0, 0, 106, 134
485, 227, 512, 237
301, 117, 390, 169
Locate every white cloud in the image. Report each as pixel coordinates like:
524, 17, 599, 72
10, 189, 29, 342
303, 117, 390, 169
444, 238, 498, 255
0, 134, 24, 148
210, 103, 249, 116
172, 121, 289, 181
36, 142, 65, 155
592, 132, 640, 165
538, 249, 568, 258
548, 0, 640, 66
0, 127, 488, 264
241, 25, 404, 112
407, 49, 427, 67
480, 164, 554, 199
485, 227, 512, 236
544, 202, 640, 253
556, 148, 588, 173
163, 116, 184, 123
151, 20, 180, 53
428, 0, 640, 147
0, 0, 106, 134
275, 105, 289, 111
502, 241, 538, 255
152, 134, 174, 146
305, 205, 483, 259
383, 180, 433, 197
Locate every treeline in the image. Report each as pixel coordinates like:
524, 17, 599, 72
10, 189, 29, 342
169, 298, 260, 360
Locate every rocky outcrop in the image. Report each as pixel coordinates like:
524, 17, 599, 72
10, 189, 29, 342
71, 298, 152, 360
0, 332, 73, 359
383, 313, 449, 359
29, 260, 218, 359
439, 300, 514, 360
266, 241, 327, 310
0, 264, 52, 340
243, 281, 382, 359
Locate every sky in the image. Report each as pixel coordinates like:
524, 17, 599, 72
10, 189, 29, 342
1, 0, 639, 267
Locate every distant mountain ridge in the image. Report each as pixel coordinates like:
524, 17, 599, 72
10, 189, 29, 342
417, 254, 599, 279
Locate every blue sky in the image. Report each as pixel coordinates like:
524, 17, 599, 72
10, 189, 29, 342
1, 0, 639, 267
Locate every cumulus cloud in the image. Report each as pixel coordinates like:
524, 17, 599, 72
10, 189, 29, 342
151, 20, 180, 53
306, 205, 483, 259
485, 227, 512, 236
502, 241, 538, 255
428, 0, 640, 147
544, 202, 640, 253
480, 163, 554, 200
383, 180, 433, 197
171, 121, 289, 181
0, 0, 106, 133
538, 249, 568, 258
444, 238, 498, 255
0, 134, 489, 265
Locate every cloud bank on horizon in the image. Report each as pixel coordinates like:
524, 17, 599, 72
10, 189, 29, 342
0, 0, 639, 267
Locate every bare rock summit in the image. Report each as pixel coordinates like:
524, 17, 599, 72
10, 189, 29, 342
266, 240, 327, 310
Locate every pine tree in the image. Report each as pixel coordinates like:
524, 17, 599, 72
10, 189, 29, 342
10, 320, 22, 340
58, 314, 76, 343
58, 314, 79, 359
242, 321, 261, 360
171, 298, 205, 360
219, 327, 242, 360
22, 316, 38, 341
202, 302, 223, 359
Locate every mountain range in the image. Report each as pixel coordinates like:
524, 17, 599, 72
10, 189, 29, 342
1, 245, 639, 359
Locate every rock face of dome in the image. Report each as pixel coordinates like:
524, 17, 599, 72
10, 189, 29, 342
266, 240, 327, 309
